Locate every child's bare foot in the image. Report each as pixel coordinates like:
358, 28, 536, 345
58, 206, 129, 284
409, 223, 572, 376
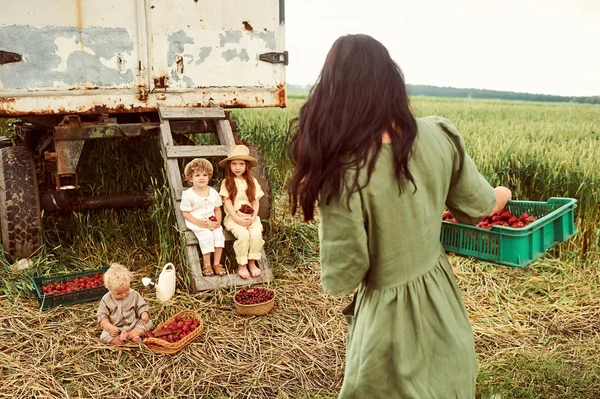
238, 265, 250, 279
120, 330, 128, 341
131, 335, 142, 343
248, 261, 261, 278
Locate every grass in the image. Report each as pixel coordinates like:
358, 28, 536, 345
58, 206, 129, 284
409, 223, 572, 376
0, 96, 599, 398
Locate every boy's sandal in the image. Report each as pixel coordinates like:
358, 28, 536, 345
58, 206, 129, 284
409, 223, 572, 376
202, 264, 214, 277
212, 264, 226, 276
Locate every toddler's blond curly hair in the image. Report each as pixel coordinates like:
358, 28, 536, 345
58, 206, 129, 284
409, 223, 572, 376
184, 158, 214, 183
103, 263, 132, 292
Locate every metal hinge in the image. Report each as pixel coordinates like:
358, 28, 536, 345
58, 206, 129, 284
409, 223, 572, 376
259, 51, 288, 65
0, 50, 22, 65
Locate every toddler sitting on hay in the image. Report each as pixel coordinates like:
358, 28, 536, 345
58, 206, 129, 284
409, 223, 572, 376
97, 263, 153, 345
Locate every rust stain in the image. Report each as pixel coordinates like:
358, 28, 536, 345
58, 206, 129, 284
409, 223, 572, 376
176, 56, 184, 74
154, 76, 169, 88
68, 86, 100, 91
276, 83, 287, 108
76, 0, 84, 51
0, 103, 155, 117
219, 100, 249, 108
242, 21, 253, 31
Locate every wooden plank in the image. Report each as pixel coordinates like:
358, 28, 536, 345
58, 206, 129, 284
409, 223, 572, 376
186, 245, 203, 282
211, 103, 237, 146
157, 105, 273, 292
159, 105, 225, 120
158, 122, 186, 230
166, 144, 230, 159
191, 249, 274, 291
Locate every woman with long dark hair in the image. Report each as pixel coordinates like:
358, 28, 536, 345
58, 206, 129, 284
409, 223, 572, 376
288, 34, 511, 398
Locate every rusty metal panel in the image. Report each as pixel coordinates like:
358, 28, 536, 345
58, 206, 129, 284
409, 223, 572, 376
0, 0, 286, 116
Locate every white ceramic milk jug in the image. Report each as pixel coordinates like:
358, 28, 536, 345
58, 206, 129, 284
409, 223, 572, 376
155, 263, 176, 302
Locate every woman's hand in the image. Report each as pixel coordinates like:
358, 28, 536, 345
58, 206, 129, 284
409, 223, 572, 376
489, 186, 512, 216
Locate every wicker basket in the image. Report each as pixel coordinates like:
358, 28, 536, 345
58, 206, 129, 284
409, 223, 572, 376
143, 310, 204, 354
233, 287, 276, 316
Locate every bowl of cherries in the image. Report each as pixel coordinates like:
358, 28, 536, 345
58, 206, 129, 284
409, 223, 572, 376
233, 286, 276, 316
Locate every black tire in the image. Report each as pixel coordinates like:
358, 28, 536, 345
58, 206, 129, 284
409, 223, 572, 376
247, 145, 271, 220
0, 146, 42, 261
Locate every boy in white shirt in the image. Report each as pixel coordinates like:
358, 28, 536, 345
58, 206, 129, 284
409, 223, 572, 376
180, 158, 226, 276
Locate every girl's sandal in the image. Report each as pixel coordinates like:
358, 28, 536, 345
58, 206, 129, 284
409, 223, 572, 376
202, 264, 214, 277
212, 264, 226, 276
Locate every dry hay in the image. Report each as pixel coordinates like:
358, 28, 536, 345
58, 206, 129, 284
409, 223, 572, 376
0, 263, 348, 399
1, 252, 599, 398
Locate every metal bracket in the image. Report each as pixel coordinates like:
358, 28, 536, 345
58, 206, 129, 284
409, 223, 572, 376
0, 50, 22, 65
259, 51, 288, 65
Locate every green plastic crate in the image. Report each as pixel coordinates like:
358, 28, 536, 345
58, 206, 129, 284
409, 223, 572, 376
440, 197, 577, 267
32, 266, 109, 310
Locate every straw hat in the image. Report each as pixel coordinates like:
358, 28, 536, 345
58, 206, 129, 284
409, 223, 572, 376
218, 145, 258, 168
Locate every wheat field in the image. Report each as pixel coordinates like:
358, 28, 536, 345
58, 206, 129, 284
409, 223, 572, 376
0, 96, 599, 398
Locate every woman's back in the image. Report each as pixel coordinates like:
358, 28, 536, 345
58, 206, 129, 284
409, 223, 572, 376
317, 116, 497, 398
319, 116, 496, 295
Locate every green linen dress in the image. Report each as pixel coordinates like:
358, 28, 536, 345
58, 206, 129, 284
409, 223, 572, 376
318, 116, 496, 398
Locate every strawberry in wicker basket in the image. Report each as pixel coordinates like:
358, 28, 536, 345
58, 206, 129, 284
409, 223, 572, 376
143, 310, 204, 354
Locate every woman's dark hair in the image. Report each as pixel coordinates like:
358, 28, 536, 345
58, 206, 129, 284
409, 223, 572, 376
223, 161, 256, 205
287, 34, 418, 221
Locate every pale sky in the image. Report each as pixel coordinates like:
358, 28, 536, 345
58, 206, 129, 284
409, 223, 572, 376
285, 0, 600, 97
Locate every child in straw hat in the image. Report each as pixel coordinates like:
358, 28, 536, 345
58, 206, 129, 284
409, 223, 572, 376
180, 158, 226, 276
97, 263, 153, 345
219, 145, 265, 279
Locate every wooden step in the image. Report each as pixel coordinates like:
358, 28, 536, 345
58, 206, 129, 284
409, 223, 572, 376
158, 105, 225, 120
190, 248, 274, 291
158, 104, 274, 292
166, 144, 230, 159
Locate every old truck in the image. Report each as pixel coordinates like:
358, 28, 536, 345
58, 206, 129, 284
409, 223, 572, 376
0, 0, 286, 290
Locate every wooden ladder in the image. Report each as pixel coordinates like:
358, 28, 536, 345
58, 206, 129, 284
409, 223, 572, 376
157, 104, 274, 291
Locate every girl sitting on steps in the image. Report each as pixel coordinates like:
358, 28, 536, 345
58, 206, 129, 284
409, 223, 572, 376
219, 145, 265, 279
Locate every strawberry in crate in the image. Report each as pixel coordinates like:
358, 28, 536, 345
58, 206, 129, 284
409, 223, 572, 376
443, 208, 537, 229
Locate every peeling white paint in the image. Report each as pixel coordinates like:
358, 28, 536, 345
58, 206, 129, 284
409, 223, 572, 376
0, 0, 286, 114
53, 36, 97, 73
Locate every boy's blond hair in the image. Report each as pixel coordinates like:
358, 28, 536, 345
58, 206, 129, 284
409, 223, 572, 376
103, 263, 132, 291
184, 158, 213, 183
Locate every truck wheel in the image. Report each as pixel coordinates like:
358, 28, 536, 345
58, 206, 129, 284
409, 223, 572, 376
0, 146, 42, 261
247, 145, 271, 220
